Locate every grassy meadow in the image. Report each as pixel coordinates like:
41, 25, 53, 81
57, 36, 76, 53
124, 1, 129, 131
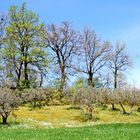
0, 123, 139, 140
0, 105, 139, 128
0, 105, 139, 140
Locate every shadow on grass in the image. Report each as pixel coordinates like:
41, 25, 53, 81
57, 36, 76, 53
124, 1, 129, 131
0, 121, 21, 128
66, 106, 82, 110
109, 108, 120, 112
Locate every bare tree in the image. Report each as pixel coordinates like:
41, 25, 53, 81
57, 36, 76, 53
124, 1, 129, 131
44, 21, 78, 95
72, 87, 98, 120
107, 42, 131, 110
108, 42, 131, 89
76, 28, 111, 87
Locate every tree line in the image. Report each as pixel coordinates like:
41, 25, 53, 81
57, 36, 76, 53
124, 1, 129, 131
0, 3, 131, 92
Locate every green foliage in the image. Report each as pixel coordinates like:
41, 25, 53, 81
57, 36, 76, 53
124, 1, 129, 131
73, 77, 103, 89
83, 113, 93, 121
1, 3, 48, 89
20, 80, 31, 89
137, 108, 140, 112
73, 77, 88, 89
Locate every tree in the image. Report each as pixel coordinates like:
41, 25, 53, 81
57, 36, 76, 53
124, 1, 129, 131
44, 21, 78, 95
126, 85, 140, 113
107, 42, 131, 110
72, 87, 98, 120
2, 3, 47, 89
0, 88, 22, 124
108, 42, 131, 89
76, 28, 111, 87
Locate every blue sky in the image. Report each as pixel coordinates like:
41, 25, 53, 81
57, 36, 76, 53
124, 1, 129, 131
1, 0, 140, 86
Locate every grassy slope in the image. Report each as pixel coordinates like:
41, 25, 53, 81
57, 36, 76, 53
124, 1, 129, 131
6, 105, 140, 128
0, 123, 140, 140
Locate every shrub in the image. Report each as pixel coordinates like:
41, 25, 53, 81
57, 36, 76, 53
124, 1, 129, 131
0, 88, 22, 124
71, 87, 98, 120
22, 88, 47, 108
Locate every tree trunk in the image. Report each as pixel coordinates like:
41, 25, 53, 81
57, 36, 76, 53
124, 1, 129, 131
59, 72, 65, 98
24, 62, 28, 81
130, 104, 134, 114
88, 72, 94, 87
24, 45, 29, 88
119, 102, 126, 114
88, 107, 93, 120
114, 69, 117, 89
112, 69, 118, 110
24, 61, 29, 88
17, 73, 21, 88
16, 62, 23, 88
59, 64, 66, 98
111, 103, 115, 110
39, 73, 43, 87
2, 116, 7, 125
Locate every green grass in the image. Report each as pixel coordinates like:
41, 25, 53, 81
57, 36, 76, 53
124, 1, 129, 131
0, 123, 139, 140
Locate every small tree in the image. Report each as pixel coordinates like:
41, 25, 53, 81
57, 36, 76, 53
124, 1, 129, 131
115, 90, 127, 114
0, 88, 22, 124
127, 86, 140, 113
96, 88, 110, 106
108, 42, 131, 110
73, 87, 97, 120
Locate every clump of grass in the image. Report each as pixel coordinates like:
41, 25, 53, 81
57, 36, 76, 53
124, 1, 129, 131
101, 105, 108, 110
82, 113, 99, 122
